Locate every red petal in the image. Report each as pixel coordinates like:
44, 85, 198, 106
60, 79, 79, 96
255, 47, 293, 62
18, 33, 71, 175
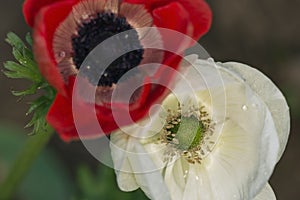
176, 0, 212, 39
124, 0, 212, 40
33, 0, 76, 95
23, 0, 69, 27
127, 55, 182, 125
47, 56, 181, 141
152, 2, 189, 34
46, 94, 77, 142
47, 78, 130, 141
33, 31, 67, 96
47, 93, 108, 142
47, 78, 169, 141
152, 2, 192, 52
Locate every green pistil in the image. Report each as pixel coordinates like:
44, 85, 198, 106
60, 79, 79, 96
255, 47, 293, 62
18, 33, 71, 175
168, 116, 204, 150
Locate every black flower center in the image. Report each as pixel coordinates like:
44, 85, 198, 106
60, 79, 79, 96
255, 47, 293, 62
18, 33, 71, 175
72, 12, 144, 87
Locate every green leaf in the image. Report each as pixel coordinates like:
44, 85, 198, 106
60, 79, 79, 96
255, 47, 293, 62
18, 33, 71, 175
3, 61, 40, 80
6, 32, 25, 51
12, 86, 38, 97
3, 32, 57, 135
26, 32, 33, 46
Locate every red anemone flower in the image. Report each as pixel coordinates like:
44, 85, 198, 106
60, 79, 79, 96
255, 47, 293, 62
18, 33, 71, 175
23, 0, 212, 141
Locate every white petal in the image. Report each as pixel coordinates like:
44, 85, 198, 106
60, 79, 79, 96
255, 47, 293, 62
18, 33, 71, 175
182, 167, 200, 200
182, 61, 280, 199
162, 78, 279, 199
110, 131, 139, 191
164, 158, 190, 200
130, 141, 171, 200
248, 108, 279, 197
111, 129, 171, 199
193, 164, 215, 200
200, 83, 279, 199
253, 183, 276, 200
180, 163, 215, 200
173, 59, 228, 98
221, 62, 290, 161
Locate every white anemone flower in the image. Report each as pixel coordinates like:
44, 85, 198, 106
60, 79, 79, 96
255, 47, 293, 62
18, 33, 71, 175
110, 57, 290, 200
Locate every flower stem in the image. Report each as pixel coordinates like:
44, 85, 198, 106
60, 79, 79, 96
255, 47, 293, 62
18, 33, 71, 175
0, 124, 54, 199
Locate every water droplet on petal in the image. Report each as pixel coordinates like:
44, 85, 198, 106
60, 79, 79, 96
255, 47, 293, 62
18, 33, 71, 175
207, 57, 215, 64
252, 103, 258, 108
82, 14, 89, 20
59, 51, 66, 58
182, 170, 189, 179
56, 51, 66, 62
242, 105, 248, 111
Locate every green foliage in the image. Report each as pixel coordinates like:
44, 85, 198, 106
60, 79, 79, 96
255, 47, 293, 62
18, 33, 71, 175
3, 32, 56, 135
0, 125, 74, 200
75, 165, 149, 200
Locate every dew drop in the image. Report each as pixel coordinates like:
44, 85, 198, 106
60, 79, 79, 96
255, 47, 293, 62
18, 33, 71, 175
82, 14, 89, 20
56, 51, 66, 62
207, 57, 215, 64
252, 103, 258, 108
58, 51, 66, 58
86, 65, 91, 70
242, 105, 248, 111
20, 60, 27, 65
182, 170, 189, 179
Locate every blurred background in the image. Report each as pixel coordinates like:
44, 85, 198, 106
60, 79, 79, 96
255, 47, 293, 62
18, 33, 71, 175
0, 0, 299, 199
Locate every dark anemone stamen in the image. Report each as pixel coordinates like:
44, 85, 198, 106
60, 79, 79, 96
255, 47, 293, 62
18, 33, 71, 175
72, 12, 144, 87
